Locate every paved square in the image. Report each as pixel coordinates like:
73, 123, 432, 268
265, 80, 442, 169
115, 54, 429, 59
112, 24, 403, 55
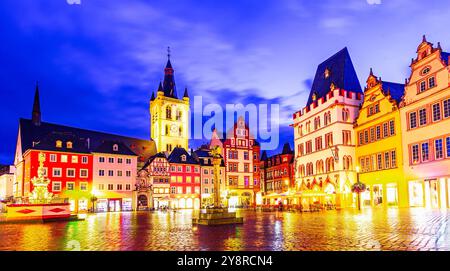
1, 208, 449, 251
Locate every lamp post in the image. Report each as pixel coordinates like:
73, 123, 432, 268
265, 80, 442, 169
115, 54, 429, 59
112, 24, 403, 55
352, 166, 366, 211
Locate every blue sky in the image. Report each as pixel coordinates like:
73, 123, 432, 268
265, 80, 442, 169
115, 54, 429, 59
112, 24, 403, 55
1, 0, 450, 164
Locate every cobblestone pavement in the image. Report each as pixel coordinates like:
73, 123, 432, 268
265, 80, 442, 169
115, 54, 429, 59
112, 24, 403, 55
0, 208, 449, 251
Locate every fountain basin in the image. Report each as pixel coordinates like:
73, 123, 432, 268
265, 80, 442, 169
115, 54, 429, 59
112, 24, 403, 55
5, 203, 73, 222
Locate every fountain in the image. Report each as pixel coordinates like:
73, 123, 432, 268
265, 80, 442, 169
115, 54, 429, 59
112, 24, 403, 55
192, 146, 243, 225
5, 152, 78, 222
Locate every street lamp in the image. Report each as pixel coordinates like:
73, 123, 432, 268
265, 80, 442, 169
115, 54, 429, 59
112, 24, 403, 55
352, 166, 366, 211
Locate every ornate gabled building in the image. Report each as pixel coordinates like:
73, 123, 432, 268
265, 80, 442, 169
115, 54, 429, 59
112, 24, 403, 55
292, 47, 363, 210
355, 69, 407, 208
150, 54, 190, 153
210, 117, 261, 208
400, 36, 450, 208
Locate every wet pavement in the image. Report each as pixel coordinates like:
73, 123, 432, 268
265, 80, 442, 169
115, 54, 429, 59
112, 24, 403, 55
0, 208, 449, 251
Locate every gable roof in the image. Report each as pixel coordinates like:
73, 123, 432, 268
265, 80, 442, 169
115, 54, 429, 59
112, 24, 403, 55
93, 141, 137, 156
380, 81, 405, 104
19, 118, 156, 162
167, 147, 198, 164
307, 47, 362, 107
141, 152, 168, 170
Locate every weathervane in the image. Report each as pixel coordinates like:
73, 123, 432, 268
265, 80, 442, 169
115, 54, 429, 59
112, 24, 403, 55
167, 46, 171, 60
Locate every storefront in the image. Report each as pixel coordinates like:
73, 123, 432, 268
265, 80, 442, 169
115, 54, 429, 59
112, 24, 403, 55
95, 198, 133, 212
408, 178, 450, 208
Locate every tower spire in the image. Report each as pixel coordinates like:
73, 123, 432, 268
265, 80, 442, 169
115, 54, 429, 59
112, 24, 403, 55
162, 47, 177, 98
32, 81, 41, 126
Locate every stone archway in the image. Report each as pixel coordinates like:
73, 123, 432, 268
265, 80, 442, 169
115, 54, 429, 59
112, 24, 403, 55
137, 195, 148, 210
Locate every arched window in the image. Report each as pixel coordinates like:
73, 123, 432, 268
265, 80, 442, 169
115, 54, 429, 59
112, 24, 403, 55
166, 106, 172, 119
299, 165, 305, 177
176, 110, 182, 121
342, 109, 349, 122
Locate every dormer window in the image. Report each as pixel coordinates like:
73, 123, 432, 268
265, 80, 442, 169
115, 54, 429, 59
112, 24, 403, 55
66, 141, 73, 149
113, 144, 119, 151
56, 140, 62, 148
181, 155, 186, 162
312, 92, 317, 101
324, 68, 330, 79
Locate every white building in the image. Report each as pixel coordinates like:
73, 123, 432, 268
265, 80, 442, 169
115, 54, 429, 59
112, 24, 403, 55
292, 48, 363, 209
91, 141, 138, 212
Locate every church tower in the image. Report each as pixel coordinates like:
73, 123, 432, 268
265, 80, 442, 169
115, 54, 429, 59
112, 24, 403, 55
150, 49, 189, 153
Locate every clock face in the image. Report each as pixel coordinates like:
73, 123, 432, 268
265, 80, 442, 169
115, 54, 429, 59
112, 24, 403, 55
170, 123, 179, 135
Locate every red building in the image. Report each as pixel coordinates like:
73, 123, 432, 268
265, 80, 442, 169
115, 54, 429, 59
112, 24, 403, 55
21, 135, 94, 212
14, 83, 156, 213
167, 147, 201, 209
260, 143, 295, 208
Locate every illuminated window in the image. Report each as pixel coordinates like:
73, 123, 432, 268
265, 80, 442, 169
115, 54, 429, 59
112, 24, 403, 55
67, 168, 75, 178
435, 139, 443, 159
446, 137, 450, 158
52, 168, 62, 177
166, 106, 172, 119
71, 156, 78, 163
412, 144, 419, 163
66, 141, 73, 149
56, 140, 62, 148
181, 155, 186, 162
50, 154, 57, 162
428, 77, 436, 88
61, 155, 68, 163
384, 152, 390, 169
80, 169, 88, 178
419, 81, 426, 93
67, 182, 75, 191
421, 142, 429, 162
389, 120, 395, 136
432, 103, 441, 122
377, 154, 383, 170
391, 151, 397, 168
443, 99, 450, 119
80, 182, 88, 191
419, 108, 427, 126
383, 123, 388, 137
108, 184, 113, 190
409, 112, 417, 129
52, 181, 61, 191
113, 144, 118, 151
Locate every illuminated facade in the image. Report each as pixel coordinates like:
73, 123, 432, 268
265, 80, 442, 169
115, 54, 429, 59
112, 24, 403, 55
167, 147, 201, 209
400, 36, 450, 208
91, 141, 137, 212
260, 143, 295, 207
210, 117, 261, 208
355, 70, 408, 208
150, 55, 189, 153
14, 84, 156, 213
138, 152, 170, 209
193, 147, 226, 207
293, 48, 363, 209
0, 165, 15, 206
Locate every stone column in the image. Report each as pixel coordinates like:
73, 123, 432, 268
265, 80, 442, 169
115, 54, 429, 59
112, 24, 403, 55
212, 157, 221, 208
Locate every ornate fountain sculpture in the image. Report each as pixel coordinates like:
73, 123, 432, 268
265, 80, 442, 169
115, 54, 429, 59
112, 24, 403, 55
29, 152, 53, 204
192, 146, 243, 225
6, 152, 74, 222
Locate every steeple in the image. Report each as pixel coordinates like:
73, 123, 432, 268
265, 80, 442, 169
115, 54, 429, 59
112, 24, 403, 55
32, 82, 41, 126
183, 87, 189, 99
157, 81, 163, 92
150, 91, 155, 101
162, 46, 177, 98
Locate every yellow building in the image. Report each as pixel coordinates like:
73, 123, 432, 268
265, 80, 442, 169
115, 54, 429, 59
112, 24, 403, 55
150, 55, 189, 153
354, 69, 408, 208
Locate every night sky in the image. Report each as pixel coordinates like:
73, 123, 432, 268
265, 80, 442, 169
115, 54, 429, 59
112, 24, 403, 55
1, 0, 450, 165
